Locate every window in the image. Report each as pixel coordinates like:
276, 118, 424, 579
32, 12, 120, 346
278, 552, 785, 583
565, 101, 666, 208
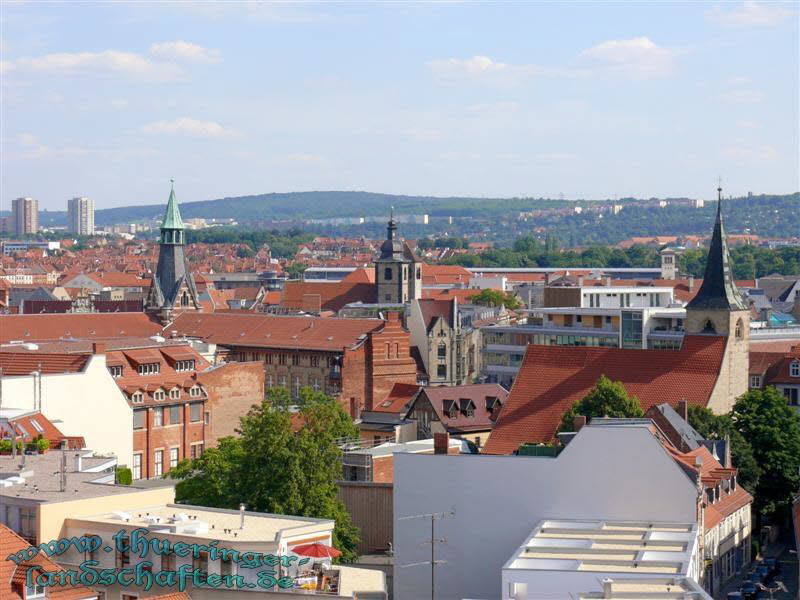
189, 385, 202, 397
169, 447, 179, 468
169, 388, 180, 400
30, 419, 43, 433
278, 354, 287, 366
169, 405, 181, 424
19, 507, 36, 540
84, 534, 101, 562
161, 552, 176, 572
137, 363, 160, 375
133, 410, 145, 430
131, 391, 144, 404
437, 365, 447, 378
279, 375, 287, 388
116, 533, 130, 568
190, 443, 204, 459
735, 319, 744, 339
153, 389, 165, 401
416, 266, 421, 280
438, 343, 447, 359
267, 375, 274, 388
25, 583, 45, 599
310, 355, 320, 367
108, 365, 123, 378
190, 403, 202, 422
791, 361, 800, 377
132, 454, 142, 480
749, 375, 762, 389
221, 557, 234, 577
265, 353, 273, 365
311, 378, 320, 392
702, 319, 716, 334
292, 376, 301, 399
204, 411, 210, 425
291, 354, 300, 366
154, 450, 163, 477
181, 291, 190, 307
175, 360, 195, 372
784, 387, 799, 406
153, 407, 163, 427
384, 267, 393, 281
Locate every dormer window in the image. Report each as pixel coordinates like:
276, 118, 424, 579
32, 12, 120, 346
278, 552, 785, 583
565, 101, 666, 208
25, 583, 46, 599
138, 362, 160, 375
153, 389, 165, 401
175, 359, 195, 372
108, 365, 123, 378
169, 388, 181, 400
189, 385, 203, 397
131, 391, 144, 403
790, 361, 800, 377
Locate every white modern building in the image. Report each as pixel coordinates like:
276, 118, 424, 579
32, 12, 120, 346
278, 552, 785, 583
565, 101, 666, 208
68, 196, 95, 235
393, 423, 707, 600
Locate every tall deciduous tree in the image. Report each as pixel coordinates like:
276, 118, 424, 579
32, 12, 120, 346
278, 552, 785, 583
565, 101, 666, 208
168, 388, 361, 561
730, 387, 800, 517
559, 375, 643, 432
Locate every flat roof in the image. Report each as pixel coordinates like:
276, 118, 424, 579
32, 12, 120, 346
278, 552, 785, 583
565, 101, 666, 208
0, 450, 167, 503
578, 577, 711, 599
73, 504, 333, 544
468, 268, 662, 273
350, 438, 466, 458
503, 519, 698, 578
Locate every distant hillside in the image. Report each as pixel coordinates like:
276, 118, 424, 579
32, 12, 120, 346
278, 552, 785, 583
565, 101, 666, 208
36, 190, 799, 244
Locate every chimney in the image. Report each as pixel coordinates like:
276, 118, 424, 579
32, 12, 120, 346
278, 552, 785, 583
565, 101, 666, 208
92, 342, 106, 355
688, 276, 695, 291
239, 503, 245, 529
677, 400, 688, 422
544, 273, 551, 285
433, 432, 449, 455
604, 276, 612, 287
73, 452, 82, 472
602, 578, 613, 599
577, 276, 584, 286
573, 415, 587, 432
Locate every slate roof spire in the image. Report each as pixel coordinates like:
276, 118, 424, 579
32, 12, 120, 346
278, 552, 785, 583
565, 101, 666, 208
686, 185, 747, 311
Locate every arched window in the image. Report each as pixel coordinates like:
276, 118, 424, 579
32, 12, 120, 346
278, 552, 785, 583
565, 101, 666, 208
181, 291, 190, 307
702, 319, 716, 334
735, 318, 743, 339
384, 267, 393, 281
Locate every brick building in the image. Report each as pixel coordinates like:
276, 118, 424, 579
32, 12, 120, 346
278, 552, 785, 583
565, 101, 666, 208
164, 310, 417, 417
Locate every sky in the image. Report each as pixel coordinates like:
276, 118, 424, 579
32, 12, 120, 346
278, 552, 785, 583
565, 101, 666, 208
1, 1, 798, 211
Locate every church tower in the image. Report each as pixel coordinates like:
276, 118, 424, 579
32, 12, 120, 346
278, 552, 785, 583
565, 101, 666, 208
145, 181, 200, 324
374, 210, 421, 304
685, 186, 749, 412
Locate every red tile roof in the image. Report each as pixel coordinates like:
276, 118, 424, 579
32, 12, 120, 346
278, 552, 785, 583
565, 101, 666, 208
280, 279, 375, 312
0, 313, 161, 343
1, 524, 97, 600
373, 382, 420, 413
416, 384, 508, 433
483, 335, 727, 454
0, 352, 89, 375
165, 312, 384, 352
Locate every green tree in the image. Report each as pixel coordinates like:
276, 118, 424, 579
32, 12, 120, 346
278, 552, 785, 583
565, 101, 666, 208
168, 388, 361, 561
686, 405, 760, 492
730, 387, 800, 517
285, 263, 307, 279
559, 376, 643, 432
470, 288, 522, 310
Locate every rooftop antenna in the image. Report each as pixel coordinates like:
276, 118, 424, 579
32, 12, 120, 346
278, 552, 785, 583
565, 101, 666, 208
398, 508, 455, 600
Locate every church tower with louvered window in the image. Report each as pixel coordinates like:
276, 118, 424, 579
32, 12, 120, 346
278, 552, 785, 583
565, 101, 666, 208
684, 186, 749, 411
145, 181, 201, 324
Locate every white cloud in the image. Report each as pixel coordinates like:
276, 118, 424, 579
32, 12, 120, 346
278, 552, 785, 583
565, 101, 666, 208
17, 132, 88, 159
10, 50, 184, 82
404, 127, 444, 142
722, 145, 779, 161
707, 1, 795, 26
285, 153, 327, 165
426, 55, 538, 83
140, 117, 240, 139
467, 101, 519, 115
578, 37, 677, 78
719, 89, 765, 103
149, 40, 221, 64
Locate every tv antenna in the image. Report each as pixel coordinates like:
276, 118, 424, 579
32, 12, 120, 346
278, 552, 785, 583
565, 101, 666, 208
398, 509, 455, 600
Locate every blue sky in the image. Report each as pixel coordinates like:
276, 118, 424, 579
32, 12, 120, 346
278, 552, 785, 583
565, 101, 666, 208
1, 1, 798, 211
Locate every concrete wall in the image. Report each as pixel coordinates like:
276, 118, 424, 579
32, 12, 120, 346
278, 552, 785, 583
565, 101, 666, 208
2, 354, 134, 466
394, 426, 699, 600
338, 481, 394, 555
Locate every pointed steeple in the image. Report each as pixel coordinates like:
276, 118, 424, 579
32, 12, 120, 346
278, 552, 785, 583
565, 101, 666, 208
686, 185, 747, 311
161, 179, 185, 231
387, 205, 397, 241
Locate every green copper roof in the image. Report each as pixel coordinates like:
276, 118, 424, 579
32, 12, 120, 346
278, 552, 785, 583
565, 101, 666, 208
161, 181, 185, 230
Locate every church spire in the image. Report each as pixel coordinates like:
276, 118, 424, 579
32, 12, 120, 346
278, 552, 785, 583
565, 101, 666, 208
161, 179, 185, 232
686, 184, 747, 311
